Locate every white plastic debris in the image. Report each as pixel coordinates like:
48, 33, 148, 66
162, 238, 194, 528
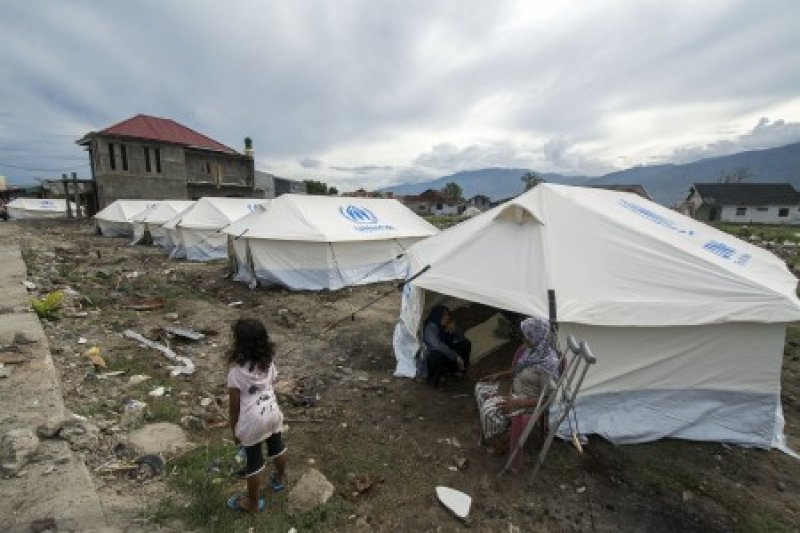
436, 486, 471, 520
149, 386, 166, 397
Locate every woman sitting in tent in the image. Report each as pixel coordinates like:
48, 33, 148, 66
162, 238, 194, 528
475, 315, 560, 471
419, 305, 472, 387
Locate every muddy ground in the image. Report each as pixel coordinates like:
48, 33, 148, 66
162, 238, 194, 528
6, 219, 800, 532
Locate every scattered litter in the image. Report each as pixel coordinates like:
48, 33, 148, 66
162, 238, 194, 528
149, 386, 166, 397
124, 271, 139, 279
350, 474, 384, 498
135, 454, 164, 478
447, 466, 458, 472
165, 326, 205, 341
77, 337, 88, 345
163, 312, 179, 320
22, 280, 37, 291
576, 486, 586, 494
96, 370, 126, 379
71, 312, 89, 318
436, 486, 471, 520
123, 329, 195, 376
200, 397, 213, 407
128, 374, 151, 386
126, 298, 165, 311
85, 346, 106, 369
228, 301, 243, 308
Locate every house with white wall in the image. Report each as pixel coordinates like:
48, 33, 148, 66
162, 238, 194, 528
679, 183, 800, 225
401, 189, 460, 215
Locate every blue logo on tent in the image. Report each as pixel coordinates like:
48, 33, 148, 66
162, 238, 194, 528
339, 205, 378, 224
40, 200, 56, 208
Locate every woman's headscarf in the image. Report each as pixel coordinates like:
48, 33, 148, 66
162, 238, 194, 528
425, 305, 449, 329
514, 316, 559, 378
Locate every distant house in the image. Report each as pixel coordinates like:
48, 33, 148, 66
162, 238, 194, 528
77, 114, 255, 207
401, 189, 459, 215
587, 184, 652, 201
679, 183, 800, 225
254, 171, 306, 198
467, 194, 492, 210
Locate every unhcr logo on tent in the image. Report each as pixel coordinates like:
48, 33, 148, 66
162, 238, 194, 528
340, 205, 379, 224
339, 204, 396, 233
40, 200, 56, 209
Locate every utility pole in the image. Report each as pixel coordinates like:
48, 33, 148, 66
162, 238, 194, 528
62, 174, 73, 218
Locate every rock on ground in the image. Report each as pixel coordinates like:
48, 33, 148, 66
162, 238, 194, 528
126, 422, 192, 455
288, 468, 335, 514
1, 428, 40, 476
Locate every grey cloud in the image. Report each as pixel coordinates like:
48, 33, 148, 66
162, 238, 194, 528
329, 165, 395, 174
298, 158, 323, 168
667, 117, 800, 163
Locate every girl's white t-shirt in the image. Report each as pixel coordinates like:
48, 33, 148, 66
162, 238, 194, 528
227, 362, 283, 447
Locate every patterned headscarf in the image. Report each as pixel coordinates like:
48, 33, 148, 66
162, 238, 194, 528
514, 316, 559, 378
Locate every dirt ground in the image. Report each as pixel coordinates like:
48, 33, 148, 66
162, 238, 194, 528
6, 218, 800, 532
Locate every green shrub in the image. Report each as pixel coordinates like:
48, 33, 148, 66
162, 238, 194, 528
31, 290, 64, 320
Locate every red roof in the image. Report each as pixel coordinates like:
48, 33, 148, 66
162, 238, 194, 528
95, 114, 238, 154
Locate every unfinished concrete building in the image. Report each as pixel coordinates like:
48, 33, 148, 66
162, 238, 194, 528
77, 114, 254, 207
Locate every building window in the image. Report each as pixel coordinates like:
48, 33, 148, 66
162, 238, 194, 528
779, 208, 789, 217
436, 203, 443, 210
108, 142, 116, 170
154, 148, 161, 173
736, 207, 746, 216
144, 147, 151, 172
756, 207, 768, 212
120, 144, 128, 171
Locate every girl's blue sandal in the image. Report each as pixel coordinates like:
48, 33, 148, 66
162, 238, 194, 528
270, 473, 285, 492
227, 494, 266, 512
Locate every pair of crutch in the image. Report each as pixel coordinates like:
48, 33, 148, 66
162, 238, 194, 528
502, 291, 597, 479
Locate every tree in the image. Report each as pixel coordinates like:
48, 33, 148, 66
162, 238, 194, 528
717, 166, 752, 184
521, 171, 544, 191
303, 179, 338, 196
441, 182, 463, 203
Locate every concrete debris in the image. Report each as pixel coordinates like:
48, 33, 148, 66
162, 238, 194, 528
288, 468, 335, 514
1, 428, 40, 476
148, 386, 166, 397
123, 329, 195, 376
0, 364, 11, 379
126, 423, 192, 456
180, 415, 206, 431
127, 374, 151, 386
165, 326, 205, 341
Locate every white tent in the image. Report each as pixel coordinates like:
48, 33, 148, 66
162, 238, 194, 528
131, 200, 195, 246
393, 183, 800, 450
162, 197, 267, 261
222, 194, 439, 290
7, 198, 72, 219
94, 200, 158, 237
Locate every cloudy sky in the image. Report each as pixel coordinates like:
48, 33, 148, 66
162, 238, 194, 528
1, 0, 799, 190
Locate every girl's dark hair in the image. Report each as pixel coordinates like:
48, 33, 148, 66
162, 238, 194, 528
228, 318, 275, 372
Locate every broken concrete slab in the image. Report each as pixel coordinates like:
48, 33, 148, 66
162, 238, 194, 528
0, 428, 40, 476
126, 422, 192, 455
288, 468, 335, 514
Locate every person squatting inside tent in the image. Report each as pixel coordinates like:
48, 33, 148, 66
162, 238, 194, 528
417, 305, 472, 387
474, 315, 560, 473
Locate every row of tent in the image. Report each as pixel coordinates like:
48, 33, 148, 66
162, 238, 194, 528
93, 195, 439, 290
9, 185, 800, 453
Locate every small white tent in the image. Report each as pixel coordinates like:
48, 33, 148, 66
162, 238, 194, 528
7, 198, 71, 219
393, 184, 800, 450
223, 195, 439, 290
94, 200, 158, 237
131, 200, 195, 245
162, 197, 267, 261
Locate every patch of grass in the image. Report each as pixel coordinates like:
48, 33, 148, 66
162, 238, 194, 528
147, 397, 182, 424
147, 439, 306, 532
423, 214, 467, 230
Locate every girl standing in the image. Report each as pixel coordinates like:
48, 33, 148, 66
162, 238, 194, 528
226, 318, 288, 512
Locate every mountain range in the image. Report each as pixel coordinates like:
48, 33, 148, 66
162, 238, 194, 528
381, 142, 800, 206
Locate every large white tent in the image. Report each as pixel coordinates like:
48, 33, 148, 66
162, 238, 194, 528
222, 194, 439, 290
131, 200, 195, 245
94, 200, 157, 237
162, 197, 267, 261
7, 198, 72, 219
393, 184, 800, 451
